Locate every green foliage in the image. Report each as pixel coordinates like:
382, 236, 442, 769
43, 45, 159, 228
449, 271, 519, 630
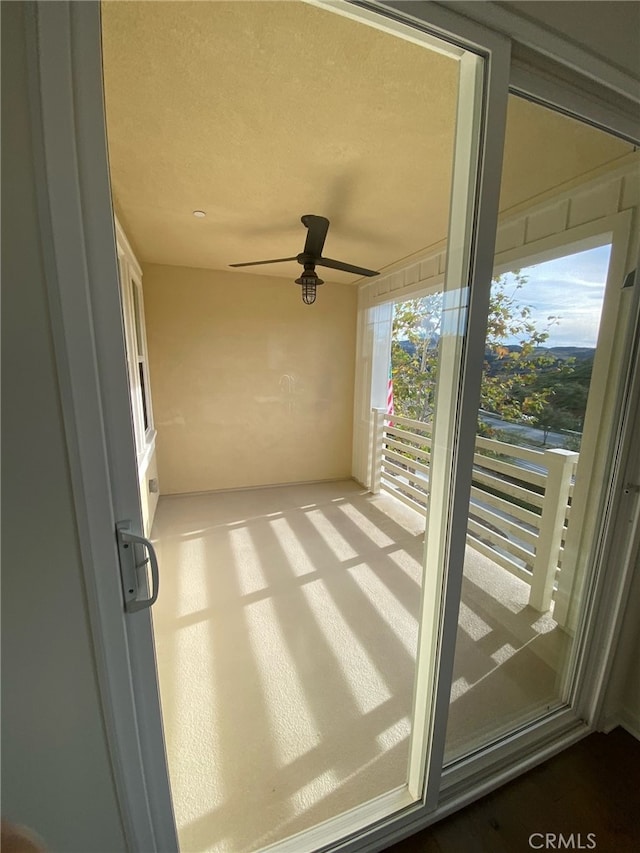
526, 358, 592, 436
534, 403, 577, 442
391, 273, 594, 448
390, 294, 442, 423
562, 433, 583, 452
391, 273, 565, 428
481, 274, 561, 423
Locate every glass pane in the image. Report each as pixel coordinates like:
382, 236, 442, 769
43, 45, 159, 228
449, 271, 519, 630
442, 94, 637, 762
101, 0, 485, 848
138, 361, 149, 432
131, 278, 145, 357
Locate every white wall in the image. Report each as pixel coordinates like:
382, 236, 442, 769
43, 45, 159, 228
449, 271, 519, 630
0, 3, 126, 849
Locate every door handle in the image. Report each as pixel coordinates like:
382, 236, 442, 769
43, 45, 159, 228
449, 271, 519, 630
116, 521, 160, 612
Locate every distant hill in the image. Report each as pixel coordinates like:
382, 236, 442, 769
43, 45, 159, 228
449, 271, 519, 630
397, 339, 595, 362
502, 345, 595, 361
543, 346, 595, 361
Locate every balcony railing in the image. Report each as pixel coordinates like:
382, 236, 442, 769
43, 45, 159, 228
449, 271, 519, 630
370, 408, 579, 615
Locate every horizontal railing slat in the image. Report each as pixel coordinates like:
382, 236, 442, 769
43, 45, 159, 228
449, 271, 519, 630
471, 469, 545, 508
468, 500, 538, 547
383, 448, 431, 478
381, 472, 429, 506
475, 435, 546, 465
385, 426, 432, 449
381, 480, 428, 515
382, 436, 432, 463
466, 535, 533, 584
374, 409, 579, 596
469, 485, 542, 527
467, 518, 534, 565
382, 459, 430, 492
383, 413, 433, 433
473, 452, 546, 489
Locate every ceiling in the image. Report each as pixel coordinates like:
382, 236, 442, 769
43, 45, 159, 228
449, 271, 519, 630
101, 0, 634, 285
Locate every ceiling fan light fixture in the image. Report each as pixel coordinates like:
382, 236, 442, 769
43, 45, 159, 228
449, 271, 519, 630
300, 281, 317, 305
295, 267, 324, 305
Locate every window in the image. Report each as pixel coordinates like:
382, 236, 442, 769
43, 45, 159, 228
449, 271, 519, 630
130, 277, 151, 435
117, 233, 154, 460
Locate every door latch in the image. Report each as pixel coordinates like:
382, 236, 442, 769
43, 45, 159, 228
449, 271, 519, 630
116, 520, 160, 612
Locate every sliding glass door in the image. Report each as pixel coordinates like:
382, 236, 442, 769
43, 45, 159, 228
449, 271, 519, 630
442, 93, 639, 765
98, 1, 511, 849
43, 1, 639, 851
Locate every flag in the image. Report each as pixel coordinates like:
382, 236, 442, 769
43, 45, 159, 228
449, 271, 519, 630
387, 365, 394, 416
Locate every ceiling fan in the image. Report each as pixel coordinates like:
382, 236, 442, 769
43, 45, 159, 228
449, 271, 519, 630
229, 214, 380, 304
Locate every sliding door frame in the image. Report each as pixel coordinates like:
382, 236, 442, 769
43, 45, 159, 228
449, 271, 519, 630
343, 2, 640, 848
28, 0, 639, 850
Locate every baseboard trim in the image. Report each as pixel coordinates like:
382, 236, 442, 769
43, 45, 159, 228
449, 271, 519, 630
619, 707, 640, 741
159, 476, 362, 499
599, 714, 620, 735
598, 710, 640, 741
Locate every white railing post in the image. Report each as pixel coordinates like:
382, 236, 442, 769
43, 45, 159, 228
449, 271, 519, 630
529, 448, 579, 612
370, 407, 386, 494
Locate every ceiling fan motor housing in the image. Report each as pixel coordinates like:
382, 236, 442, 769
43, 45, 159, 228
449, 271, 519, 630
295, 263, 324, 287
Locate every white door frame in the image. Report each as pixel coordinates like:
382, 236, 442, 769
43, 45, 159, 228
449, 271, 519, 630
26, 2, 177, 849
27, 0, 640, 850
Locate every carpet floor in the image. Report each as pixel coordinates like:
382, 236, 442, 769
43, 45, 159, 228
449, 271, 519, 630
150, 479, 569, 852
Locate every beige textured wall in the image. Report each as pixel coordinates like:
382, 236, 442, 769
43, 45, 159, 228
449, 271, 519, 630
143, 264, 357, 494
139, 450, 159, 536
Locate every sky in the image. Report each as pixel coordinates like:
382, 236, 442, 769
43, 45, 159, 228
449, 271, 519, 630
498, 243, 612, 349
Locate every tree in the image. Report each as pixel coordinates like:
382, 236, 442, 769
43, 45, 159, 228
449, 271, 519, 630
390, 272, 570, 432
534, 402, 576, 443
527, 356, 592, 435
390, 294, 442, 423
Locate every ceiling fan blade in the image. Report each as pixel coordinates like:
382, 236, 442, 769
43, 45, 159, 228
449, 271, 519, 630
229, 257, 298, 268
317, 256, 380, 277
301, 215, 330, 258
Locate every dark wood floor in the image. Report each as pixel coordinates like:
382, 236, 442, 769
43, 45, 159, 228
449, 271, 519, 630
388, 727, 640, 853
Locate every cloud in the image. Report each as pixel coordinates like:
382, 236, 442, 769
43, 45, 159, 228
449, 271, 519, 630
497, 244, 611, 348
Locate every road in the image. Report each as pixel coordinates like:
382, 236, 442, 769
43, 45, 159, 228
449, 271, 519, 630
478, 412, 574, 449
